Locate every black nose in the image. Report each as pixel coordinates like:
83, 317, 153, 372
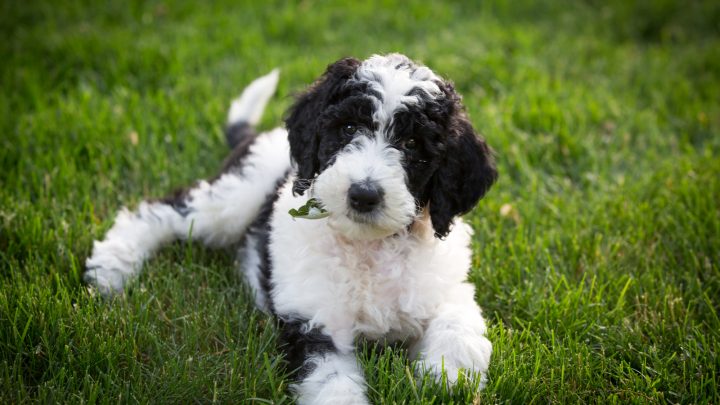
348, 182, 384, 213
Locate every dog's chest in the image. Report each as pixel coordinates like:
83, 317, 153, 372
270, 194, 474, 344
322, 235, 434, 341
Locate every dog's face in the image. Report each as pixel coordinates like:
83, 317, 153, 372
286, 54, 497, 240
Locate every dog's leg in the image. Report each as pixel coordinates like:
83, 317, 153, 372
85, 128, 290, 296
279, 318, 369, 405
410, 301, 492, 389
84, 69, 285, 297
294, 352, 368, 405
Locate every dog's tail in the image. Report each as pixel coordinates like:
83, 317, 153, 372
225, 68, 280, 149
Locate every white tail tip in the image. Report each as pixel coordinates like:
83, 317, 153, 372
227, 68, 280, 126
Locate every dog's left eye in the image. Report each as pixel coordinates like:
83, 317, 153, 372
404, 137, 418, 150
342, 124, 359, 137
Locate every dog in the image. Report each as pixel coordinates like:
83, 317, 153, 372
84, 53, 498, 404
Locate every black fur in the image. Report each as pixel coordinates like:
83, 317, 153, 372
273, 55, 496, 397
426, 82, 498, 238
284, 55, 497, 238
285, 57, 362, 195
159, 188, 192, 217
201, 55, 496, 394
225, 121, 256, 149
242, 173, 289, 314
157, 121, 267, 216
278, 317, 337, 378
219, 124, 260, 176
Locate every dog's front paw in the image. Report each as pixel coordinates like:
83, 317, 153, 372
417, 361, 488, 391
415, 333, 492, 391
294, 374, 369, 405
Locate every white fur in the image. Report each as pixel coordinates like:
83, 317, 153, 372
85, 127, 290, 296
411, 301, 492, 388
237, 234, 268, 311
311, 135, 416, 240
271, 179, 491, 400
354, 53, 441, 134
293, 353, 369, 405
182, 127, 289, 246
85, 58, 493, 404
227, 68, 280, 126
85, 202, 185, 295
87, 69, 288, 295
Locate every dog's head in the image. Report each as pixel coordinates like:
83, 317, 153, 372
286, 54, 497, 240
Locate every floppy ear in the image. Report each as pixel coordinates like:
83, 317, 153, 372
285, 57, 361, 195
428, 85, 498, 238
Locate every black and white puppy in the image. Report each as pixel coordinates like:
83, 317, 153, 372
85, 53, 498, 404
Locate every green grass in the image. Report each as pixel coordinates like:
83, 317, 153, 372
2, 0, 719, 403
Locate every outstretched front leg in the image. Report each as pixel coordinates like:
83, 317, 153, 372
279, 317, 369, 405
410, 291, 492, 389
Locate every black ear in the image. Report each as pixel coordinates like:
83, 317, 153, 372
429, 84, 498, 238
285, 57, 361, 195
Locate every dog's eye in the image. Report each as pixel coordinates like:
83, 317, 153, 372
404, 137, 418, 150
342, 124, 359, 137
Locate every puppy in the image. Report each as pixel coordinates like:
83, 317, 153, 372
85, 53, 498, 404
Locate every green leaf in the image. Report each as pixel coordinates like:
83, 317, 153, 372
288, 198, 330, 220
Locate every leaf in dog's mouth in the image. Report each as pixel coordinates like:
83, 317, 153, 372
288, 198, 330, 220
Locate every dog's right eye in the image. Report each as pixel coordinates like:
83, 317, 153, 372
341, 124, 359, 137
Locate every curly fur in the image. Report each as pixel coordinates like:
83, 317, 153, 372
84, 54, 497, 404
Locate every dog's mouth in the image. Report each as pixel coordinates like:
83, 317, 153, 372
322, 204, 414, 240
346, 209, 383, 225
310, 168, 417, 240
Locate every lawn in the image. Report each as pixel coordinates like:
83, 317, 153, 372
1, 0, 719, 403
